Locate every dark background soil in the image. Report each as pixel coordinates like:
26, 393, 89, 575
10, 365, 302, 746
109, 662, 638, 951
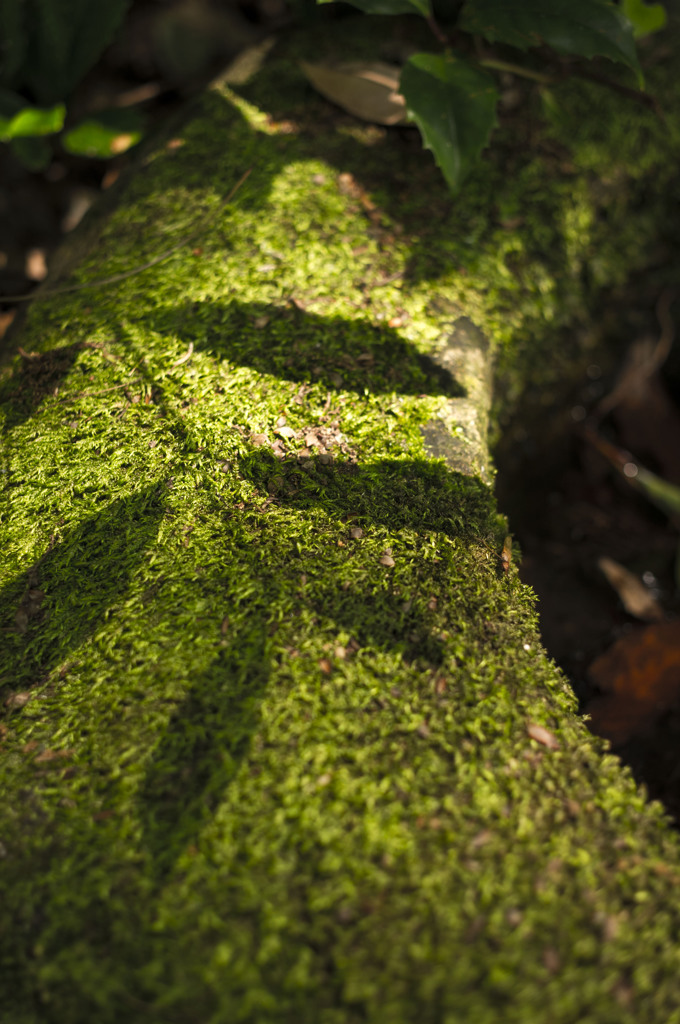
495, 285, 680, 823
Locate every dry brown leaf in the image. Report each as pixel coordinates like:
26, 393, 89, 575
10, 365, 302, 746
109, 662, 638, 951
500, 535, 513, 574
34, 748, 73, 763
470, 829, 493, 849
586, 619, 680, 745
0, 309, 16, 341
300, 60, 408, 126
598, 556, 664, 622
219, 37, 276, 86
526, 722, 560, 749
25, 247, 48, 281
5, 692, 31, 709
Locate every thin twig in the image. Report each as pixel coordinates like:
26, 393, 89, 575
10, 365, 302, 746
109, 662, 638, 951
1, 168, 252, 304
568, 65, 663, 117
478, 57, 555, 85
426, 15, 449, 45
475, 48, 663, 116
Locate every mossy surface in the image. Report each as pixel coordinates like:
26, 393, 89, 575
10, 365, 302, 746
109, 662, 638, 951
2, 18, 680, 1024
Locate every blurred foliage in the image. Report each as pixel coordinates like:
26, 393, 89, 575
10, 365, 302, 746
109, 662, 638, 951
0, 0, 668, 182
315, 0, 665, 191
0, 0, 132, 166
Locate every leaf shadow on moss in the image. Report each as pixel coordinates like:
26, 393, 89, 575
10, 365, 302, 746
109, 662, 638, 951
0, 332, 489, 890
137, 450, 493, 882
0, 341, 86, 432
0, 484, 167, 693
0, 427, 493, 896
138, 300, 465, 399
0, 443, 492, 890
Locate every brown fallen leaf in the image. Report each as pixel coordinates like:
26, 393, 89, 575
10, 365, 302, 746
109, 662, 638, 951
526, 722, 560, 749
25, 247, 48, 281
542, 948, 561, 974
34, 748, 74, 764
598, 556, 664, 622
300, 60, 408, 126
595, 290, 680, 484
500, 535, 513, 574
5, 692, 31, 709
586, 619, 680, 745
470, 829, 493, 849
0, 309, 16, 341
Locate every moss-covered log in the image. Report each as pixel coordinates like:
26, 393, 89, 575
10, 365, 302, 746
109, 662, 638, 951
2, 17, 680, 1024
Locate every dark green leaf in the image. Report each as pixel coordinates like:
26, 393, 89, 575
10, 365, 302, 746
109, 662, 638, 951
459, 0, 642, 85
0, 86, 27, 118
9, 134, 52, 170
431, 0, 466, 24
23, 0, 132, 104
317, 0, 430, 16
400, 52, 498, 192
0, 102, 64, 139
0, 0, 27, 85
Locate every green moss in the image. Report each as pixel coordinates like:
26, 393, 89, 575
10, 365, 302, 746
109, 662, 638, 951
2, 16, 680, 1024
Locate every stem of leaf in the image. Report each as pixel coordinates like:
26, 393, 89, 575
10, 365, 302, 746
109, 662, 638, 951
477, 54, 662, 117
569, 64, 662, 116
477, 57, 555, 85
426, 15, 448, 45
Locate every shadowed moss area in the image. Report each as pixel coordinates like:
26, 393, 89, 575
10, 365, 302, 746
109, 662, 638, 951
3, 17, 680, 1024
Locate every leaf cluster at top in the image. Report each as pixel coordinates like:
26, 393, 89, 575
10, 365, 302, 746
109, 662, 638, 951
316, 0, 665, 191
